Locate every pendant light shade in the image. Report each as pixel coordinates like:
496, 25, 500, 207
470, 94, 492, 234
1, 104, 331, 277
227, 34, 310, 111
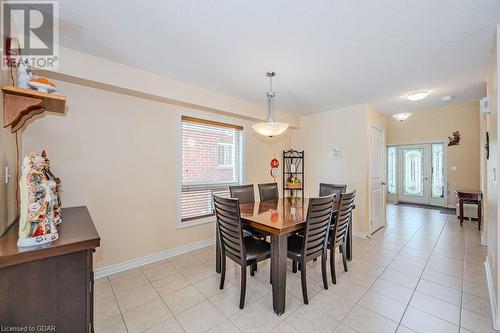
252, 72, 289, 137
392, 112, 412, 122
252, 121, 289, 137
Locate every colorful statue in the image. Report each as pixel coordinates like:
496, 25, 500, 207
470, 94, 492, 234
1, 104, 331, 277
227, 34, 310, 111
18, 151, 62, 247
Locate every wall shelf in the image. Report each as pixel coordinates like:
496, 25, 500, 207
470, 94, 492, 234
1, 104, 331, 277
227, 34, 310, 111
2, 85, 66, 132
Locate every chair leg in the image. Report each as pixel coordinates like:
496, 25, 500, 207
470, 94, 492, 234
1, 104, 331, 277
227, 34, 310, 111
298, 262, 302, 271
254, 263, 258, 272
239, 265, 247, 309
300, 261, 308, 304
321, 254, 328, 290
341, 244, 348, 272
330, 243, 337, 284
292, 260, 297, 273
250, 263, 255, 276
270, 261, 273, 284
219, 255, 226, 289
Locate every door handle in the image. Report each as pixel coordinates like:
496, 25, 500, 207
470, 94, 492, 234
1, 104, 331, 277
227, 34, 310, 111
381, 182, 386, 186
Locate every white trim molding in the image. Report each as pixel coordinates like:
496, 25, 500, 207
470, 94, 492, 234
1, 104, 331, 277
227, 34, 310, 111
94, 237, 215, 279
352, 230, 371, 239
484, 257, 500, 330
481, 230, 488, 246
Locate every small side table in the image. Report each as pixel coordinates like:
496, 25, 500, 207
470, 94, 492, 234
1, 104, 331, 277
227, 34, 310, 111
456, 191, 482, 230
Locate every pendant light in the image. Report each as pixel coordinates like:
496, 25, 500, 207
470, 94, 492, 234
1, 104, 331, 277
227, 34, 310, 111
252, 72, 289, 137
392, 112, 412, 122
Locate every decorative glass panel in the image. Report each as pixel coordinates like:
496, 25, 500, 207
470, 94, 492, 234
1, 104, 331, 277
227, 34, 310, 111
387, 146, 397, 194
402, 148, 424, 196
431, 143, 445, 198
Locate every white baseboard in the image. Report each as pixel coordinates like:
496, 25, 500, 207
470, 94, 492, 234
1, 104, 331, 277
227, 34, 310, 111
484, 258, 500, 330
94, 237, 215, 279
481, 230, 488, 246
352, 231, 370, 239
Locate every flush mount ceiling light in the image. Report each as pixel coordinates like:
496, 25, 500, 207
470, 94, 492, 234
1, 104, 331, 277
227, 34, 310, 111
405, 90, 430, 101
392, 112, 412, 122
252, 72, 289, 137
441, 95, 454, 102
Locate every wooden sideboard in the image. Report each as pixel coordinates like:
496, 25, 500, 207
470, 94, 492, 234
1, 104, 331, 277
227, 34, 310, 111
0, 206, 100, 332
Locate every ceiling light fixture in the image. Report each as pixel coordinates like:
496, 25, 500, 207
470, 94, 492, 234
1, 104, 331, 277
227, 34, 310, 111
392, 113, 412, 122
405, 90, 430, 101
441, 95, 453, 102
252, 72, 289, 137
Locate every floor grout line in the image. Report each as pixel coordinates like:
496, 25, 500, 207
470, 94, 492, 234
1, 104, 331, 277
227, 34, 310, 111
95, 207, 491, 333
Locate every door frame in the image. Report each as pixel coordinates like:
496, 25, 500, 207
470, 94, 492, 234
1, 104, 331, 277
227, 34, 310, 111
368, 124, 386, 234
390, 141, 448, 207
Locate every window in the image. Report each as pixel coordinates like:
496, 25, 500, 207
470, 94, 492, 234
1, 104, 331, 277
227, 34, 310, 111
217, 143, 233, 167
180, 116, 243, 222
387, 146, 397, 194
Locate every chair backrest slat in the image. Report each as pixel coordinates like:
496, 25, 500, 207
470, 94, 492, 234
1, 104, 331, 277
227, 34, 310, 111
258, 183, 279, 201
332, 191, 356, 247
229, 184, 255, 204
319, 183, 347, 210
302, 195, 335, 260
213, 195, 245, 265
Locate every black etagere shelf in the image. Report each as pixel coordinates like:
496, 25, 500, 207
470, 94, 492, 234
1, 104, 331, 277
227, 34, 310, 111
283, 149, 304, 198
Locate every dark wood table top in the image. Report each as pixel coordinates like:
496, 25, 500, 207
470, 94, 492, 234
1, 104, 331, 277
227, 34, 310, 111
456, 191, 482, 201
0, 206, 100, 268
239, 197, 312, 236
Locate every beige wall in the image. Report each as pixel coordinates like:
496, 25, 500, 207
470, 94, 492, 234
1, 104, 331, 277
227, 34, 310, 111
386, 102, 480, 207
36, 46, 300, 128
21, 80, 291, 269
290, 104, 386, 235
484, 26, 500, 319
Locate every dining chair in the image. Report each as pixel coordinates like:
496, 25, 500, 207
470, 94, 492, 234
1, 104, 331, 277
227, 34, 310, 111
229, 184, 269, 273
316, 183, 347, 263
213, 195, 271, 309
319, 183, 347, 210
258, 183, 279, 201
328, 191, 356, 284
229, 184, 255, 204
287, 194, 335, 304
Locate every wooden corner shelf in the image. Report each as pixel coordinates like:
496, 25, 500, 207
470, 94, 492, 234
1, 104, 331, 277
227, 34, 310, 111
2, 85, 66, 132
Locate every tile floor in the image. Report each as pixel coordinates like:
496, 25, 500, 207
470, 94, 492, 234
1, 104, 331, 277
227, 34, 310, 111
94, 204, 494, 332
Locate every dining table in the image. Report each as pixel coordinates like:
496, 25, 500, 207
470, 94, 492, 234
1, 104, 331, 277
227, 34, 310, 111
215, 197, 353, 315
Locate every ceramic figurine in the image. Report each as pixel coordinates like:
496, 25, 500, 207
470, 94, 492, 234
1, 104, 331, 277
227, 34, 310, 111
16, 58, 32, 89
18, 151, 62, 247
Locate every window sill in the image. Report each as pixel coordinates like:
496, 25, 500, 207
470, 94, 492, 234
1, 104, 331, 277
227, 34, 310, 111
177, 216, 215, 229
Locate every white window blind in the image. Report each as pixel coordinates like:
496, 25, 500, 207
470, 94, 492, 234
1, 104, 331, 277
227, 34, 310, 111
181, 116, 244, 222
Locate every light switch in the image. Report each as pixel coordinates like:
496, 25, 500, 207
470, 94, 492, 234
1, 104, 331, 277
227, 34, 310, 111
4, 166, 12, 184
450, 166, 457, 171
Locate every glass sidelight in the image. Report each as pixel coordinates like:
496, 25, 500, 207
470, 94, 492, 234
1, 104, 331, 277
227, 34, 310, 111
431, 143, 445, 199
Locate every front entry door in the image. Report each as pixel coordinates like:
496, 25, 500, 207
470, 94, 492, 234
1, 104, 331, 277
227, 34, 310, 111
399, 144, 429, 204
396, 143, 447, 206
370, 126, 385, 232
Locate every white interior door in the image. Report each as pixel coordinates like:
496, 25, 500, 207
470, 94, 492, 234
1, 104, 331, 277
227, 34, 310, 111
398, 144, 430, 204
370, 126, 386, 232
